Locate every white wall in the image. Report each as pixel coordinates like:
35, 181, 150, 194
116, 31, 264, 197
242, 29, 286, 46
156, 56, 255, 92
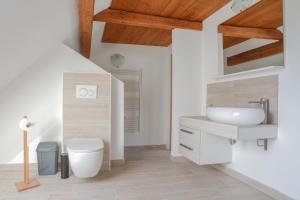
0, 0, 80, 90
90, 0, 171, 147
91, 43, 171, 146
201, 1, 300, 198
111, 77, 124, 160
0, 45, 108, 164
0, 0, 126, 163
171, 29, 202, 156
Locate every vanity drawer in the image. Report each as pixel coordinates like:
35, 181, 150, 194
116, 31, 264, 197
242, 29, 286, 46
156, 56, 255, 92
179, 127, 200, 149
179, 143, 199, 163
178, 127, 201, 164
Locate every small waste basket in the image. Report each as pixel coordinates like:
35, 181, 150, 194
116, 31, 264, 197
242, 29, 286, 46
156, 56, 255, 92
36, 142, 58, 175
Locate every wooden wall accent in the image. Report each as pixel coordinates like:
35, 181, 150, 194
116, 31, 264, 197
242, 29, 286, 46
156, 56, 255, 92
63, 73, 111, 170
207, 75, 278, 124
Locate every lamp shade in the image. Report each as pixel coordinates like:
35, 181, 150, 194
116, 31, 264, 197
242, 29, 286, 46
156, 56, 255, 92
110, 53, 125, 68
19, 117, 29, 131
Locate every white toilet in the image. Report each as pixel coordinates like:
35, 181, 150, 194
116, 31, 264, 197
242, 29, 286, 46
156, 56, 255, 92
66, 138, 104, 178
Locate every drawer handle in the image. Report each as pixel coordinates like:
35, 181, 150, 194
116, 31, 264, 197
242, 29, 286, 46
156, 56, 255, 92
180, 129, 193, 134
180, 143, 193, 151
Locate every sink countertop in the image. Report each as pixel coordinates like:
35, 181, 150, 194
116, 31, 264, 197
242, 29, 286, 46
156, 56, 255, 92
180, 116, 278, 140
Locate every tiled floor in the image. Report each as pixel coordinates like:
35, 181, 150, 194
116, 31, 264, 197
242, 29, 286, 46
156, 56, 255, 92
0, 146, 273, 200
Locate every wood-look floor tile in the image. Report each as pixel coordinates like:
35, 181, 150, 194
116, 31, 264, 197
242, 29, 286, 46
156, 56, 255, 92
0, 147, 273, 200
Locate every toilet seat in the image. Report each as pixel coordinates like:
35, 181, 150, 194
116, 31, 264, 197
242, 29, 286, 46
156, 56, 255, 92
67, 138, 104, 153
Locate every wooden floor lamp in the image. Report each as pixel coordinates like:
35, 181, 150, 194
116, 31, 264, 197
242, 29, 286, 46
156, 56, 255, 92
15, 116, 40, 192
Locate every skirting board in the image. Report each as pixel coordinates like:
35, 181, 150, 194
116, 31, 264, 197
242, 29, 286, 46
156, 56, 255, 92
212, 165, 294, 200
111, 159, 125, 167
125, 144, 167, 149
0, 163, 38, 170
170, 155, 189, 163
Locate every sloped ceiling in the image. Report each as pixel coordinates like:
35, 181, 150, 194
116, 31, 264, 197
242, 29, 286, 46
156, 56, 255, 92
0, 0, 80, 90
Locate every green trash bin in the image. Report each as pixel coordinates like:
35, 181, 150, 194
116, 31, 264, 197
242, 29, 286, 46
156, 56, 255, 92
36, 142, 59, 175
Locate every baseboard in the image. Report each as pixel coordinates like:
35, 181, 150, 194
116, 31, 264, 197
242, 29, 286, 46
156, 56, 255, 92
1, 160, 125, 170
125, 144, 167, 149
0, 163, 38, 171
212, 165, 294, 200
111, 159, 125, 167
170, 155, 189, 163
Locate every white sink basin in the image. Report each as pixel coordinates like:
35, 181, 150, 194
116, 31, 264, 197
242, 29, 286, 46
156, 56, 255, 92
207, 107, 265, 126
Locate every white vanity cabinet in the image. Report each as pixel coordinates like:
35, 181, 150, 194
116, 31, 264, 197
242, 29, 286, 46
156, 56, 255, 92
179, 126, 232, 165
179, 116, 278, 165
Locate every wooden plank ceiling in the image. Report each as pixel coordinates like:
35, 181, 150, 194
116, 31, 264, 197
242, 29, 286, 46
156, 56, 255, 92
221, 0, 283, 49
101, 0, 231, 46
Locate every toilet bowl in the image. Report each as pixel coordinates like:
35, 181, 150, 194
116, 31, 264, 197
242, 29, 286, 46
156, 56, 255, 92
66, 138, 104, 178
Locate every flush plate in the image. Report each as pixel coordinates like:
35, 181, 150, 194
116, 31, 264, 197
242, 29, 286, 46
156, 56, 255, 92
76, 85, 98, 99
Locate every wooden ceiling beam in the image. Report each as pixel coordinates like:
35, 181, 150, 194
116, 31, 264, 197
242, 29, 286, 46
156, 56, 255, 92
78, 0, 95, 58
223, 37, 249, 49
227, 40, 283, 66
219, 25, 283, 40
94, 8, 202, 31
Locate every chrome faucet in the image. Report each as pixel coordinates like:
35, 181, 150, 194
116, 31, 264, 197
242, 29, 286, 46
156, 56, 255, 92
248, 98, 269, 124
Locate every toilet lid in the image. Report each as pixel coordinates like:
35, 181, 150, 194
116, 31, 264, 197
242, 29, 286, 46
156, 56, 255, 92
67, 138, 104, 153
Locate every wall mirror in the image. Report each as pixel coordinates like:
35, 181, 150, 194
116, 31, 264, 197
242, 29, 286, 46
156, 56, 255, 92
218, 0, 284, 75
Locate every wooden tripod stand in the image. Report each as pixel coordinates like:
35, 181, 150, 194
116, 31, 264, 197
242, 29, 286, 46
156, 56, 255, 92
15, 118, 40, 192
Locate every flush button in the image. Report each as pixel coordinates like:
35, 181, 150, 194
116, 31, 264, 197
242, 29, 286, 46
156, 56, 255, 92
76, 85, 98, 99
